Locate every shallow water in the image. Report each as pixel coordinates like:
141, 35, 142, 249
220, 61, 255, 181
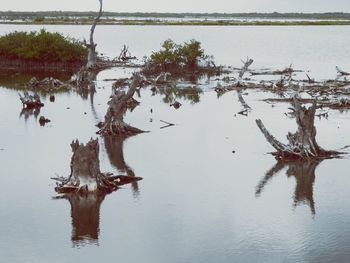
1, 25, 350, 263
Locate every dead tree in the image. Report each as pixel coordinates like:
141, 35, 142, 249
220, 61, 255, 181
116, 45, 136, 62
52, 138, 142, 193
87, 0, 103, 68
97, 73, 146, 136
69, 0, 108, 93
256, 96, 339, 160
19, 91, 44, 109
256, 159, 320, 215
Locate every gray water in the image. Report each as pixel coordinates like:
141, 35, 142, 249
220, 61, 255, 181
1, 25, 350, 263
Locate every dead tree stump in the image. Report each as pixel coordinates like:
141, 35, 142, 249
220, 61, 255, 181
19, 91, 44, 109
256, 96, 340, 160
97, 73, 145, 136
52, 138, 142, 193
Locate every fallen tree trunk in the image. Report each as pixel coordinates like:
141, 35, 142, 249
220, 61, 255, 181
52, 138, 142, 193
97, 73, 146, 136
256, 96, 340, 160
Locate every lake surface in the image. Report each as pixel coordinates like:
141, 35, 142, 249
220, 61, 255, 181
1, 25, 350, 263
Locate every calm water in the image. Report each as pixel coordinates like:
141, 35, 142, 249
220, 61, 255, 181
1, 25, 350, 263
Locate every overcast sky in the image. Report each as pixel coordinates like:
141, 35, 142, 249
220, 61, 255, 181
1, 0, 350, 13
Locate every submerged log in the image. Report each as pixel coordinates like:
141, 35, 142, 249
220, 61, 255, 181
256, 96, 340, 160
52, 138, 142, 194
97, 73, 146, 136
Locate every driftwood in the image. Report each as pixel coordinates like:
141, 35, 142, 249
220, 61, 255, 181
115, 45, 136, 62
97, 73, 146, 136
336, 66, 350, 76
238, 57, 254, 79
19, 91, 44, 109
26, 77, 66, 91
256, 96, 340, 160
256, 159, 320, 215
250, 65, 297, 76
52, 138, 142, 193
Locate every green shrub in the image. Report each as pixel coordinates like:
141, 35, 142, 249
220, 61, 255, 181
150, 39, 205, 68
0, 29, 87, 63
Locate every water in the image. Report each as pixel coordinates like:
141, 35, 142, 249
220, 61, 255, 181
0, 25, 350, 263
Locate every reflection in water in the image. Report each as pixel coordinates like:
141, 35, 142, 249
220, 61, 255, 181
256, 160, 321, 215
57, 192, 106, 247
19, 107, 41, 122
104, 136, 139, 196
151, 86, 202, 104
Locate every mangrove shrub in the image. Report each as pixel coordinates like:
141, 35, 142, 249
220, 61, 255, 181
150, 39, 205, 69
0, 29, 87, 63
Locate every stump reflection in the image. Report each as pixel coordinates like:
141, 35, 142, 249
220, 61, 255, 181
256, 159, 321, 215
59, 192, 106, 246
104, 135, 139, 196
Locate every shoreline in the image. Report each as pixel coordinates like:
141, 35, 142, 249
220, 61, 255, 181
2, 20, 350, 26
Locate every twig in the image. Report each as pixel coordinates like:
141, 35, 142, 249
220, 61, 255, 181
160, 120, 175, 129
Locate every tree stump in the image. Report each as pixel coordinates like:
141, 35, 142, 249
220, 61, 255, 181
256, 96, 340, 160
97, 73, 146, 136
19, 91, 44, 109
53, 138, 142, 193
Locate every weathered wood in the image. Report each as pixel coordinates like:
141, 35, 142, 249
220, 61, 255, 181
256, 96, 340, 160
97, 73, 146, 136
336, 66, 350, 76
87, 0, 103, 68
238, 57, 254, 79
53, 138, 142, 193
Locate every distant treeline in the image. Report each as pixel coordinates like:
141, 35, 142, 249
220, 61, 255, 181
2, 11, 350, 20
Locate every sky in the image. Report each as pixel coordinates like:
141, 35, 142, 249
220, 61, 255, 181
1, 0, 350, 13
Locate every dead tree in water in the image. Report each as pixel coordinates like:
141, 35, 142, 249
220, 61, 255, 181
87, 0, 103, 68
97, 73, 146, 136
256, 96, 340, 160
69, 0, 107, 92
52, 138, 142, 193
